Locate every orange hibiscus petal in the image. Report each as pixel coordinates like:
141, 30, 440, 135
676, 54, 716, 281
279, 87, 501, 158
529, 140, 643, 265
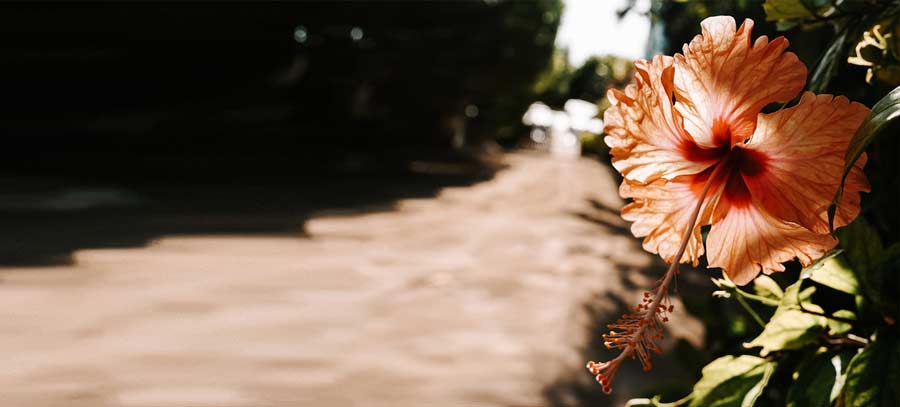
603, 85, 638, 152
674, 16, 806, 147
742, 92, 871, 234
603, 55, 715, 184
706, 204, 837, 285
619, 176, 718, 265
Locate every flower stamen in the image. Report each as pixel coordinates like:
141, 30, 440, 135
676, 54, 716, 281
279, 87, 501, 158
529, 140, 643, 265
587, 162, 726, 393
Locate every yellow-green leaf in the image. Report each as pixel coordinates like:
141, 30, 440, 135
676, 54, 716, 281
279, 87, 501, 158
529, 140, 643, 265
810, 256, 860, 294
827, 310, 856, 335
744, 309, 826, 356
689, 355, 775, 407
763, 0, 814, 21
754, 275, 784, 300
781, 280, 819, 310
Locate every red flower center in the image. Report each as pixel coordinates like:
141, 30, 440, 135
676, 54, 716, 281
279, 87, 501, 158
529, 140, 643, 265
683, 122, 769, 208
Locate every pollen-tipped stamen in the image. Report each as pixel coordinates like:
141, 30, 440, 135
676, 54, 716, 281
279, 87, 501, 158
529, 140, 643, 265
587, 162, 726, 393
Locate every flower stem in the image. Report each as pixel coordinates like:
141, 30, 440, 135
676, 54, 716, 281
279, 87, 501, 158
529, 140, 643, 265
735, 291, 766, 327
732, 286, 780, 307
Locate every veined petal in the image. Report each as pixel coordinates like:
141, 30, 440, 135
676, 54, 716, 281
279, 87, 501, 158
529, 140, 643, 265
619, 176, 718, 265
674, 16, 806, 147
742, 92, 871, 233
706, 204, 836, 285
603, 85, 638, 152
603, 55, 715, 184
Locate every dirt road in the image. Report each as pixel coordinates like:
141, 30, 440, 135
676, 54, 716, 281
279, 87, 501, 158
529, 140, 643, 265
0, 152, 703, 406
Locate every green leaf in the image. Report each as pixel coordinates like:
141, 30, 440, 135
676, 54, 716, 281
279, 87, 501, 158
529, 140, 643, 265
754, 275, 784, 300
882, 242, 900, 264
799, 249, 843, 280
810, 256, 860, 295
826, 309, 856, 335
829, 85, 900, 231
835, 219, 888, 308
839, 332, 900, 407
689, 355, 776, 407
830, 349, 856, 402
787, 351, 837, 407
879, 243, 900, 316
745, 280, 828, 356
744, 309, 826, 356
808, 26, 851, 93
763, 0, 814, 21
837, 218, 883, 274
781, 279, 819, 310
775, 19, 802, 31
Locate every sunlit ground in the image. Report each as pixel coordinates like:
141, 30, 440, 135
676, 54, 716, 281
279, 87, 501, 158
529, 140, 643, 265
0, 152, 703, 406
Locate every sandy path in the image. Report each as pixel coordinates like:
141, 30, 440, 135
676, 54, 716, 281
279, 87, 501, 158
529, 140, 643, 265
0, 152, 702, 406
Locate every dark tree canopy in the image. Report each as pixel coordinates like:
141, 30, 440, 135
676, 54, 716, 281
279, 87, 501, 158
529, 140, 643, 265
0, 1, 562, 180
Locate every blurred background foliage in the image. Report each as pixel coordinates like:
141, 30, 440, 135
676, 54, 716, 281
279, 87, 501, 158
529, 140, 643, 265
0, 1, 563, 181
534, 52, 635, 110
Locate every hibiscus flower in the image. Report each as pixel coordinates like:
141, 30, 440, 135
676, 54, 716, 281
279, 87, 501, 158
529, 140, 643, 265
587, 16, 869, 393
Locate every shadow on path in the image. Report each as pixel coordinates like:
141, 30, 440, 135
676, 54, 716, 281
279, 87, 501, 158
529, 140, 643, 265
0, 157, 502, 267
544, 197, 714, 406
